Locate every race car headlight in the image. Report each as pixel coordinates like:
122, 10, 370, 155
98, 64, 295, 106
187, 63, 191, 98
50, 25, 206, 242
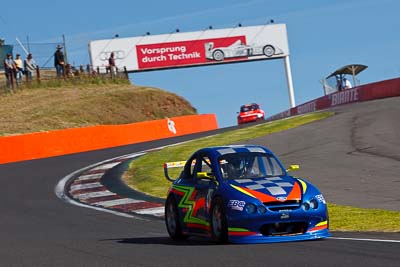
257, 205, 267, 214
302, 198, 319, 211
310, 199, 319, 209
245, 203, 257, 214
257, 113, 263, 118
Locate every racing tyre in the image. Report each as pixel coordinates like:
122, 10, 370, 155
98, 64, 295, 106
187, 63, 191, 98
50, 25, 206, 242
165, 195, 187, 240
210, 198, 228, 243
263, 45, 275, 57
212, 50, 225, 61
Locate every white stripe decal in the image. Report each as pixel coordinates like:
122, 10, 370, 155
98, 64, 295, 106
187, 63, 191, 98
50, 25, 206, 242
76, 191, 116, 200
330, 237, 400, 243
91, 162, 121, 171
77, 173, 103, 181
217, 148, 236, 155
94, 198, 144, 207
247, 147, 265, 153
134, 207, 165, 215
70, 182, 103, 192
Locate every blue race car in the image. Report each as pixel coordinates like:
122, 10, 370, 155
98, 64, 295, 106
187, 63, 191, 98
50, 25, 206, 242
164, 145, 330, 244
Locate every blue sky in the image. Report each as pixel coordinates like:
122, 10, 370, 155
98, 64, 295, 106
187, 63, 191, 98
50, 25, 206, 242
2, 0, 400, 127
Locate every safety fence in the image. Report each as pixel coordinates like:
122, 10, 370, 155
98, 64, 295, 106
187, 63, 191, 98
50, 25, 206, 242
0, 65, 129, 92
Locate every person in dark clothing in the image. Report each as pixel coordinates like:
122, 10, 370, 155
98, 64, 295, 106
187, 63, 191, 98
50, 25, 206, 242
108, 52, 116, 79
4, 53, 16, 89
54, 44, 65, 78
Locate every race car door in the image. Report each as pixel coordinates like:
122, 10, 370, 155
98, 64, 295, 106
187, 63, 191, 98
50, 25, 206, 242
191, 154, 217, 228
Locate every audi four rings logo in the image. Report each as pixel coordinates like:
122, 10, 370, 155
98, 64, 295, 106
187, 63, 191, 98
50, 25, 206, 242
99, 50, 126, 61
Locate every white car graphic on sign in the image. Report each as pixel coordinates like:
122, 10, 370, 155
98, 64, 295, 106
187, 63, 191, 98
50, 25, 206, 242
205, 40, 283, 61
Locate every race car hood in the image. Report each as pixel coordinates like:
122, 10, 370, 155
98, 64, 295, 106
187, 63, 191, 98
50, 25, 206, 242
229, 176, 302, 203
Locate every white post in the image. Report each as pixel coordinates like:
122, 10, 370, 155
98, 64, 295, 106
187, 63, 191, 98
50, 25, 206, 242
284, 55, 296, 107
15, 37, 29, 55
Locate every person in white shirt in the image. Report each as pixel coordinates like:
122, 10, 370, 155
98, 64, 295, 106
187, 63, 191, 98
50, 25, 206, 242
24, 53, 37, 81
14, 54, 23, 86
343, 77, 352, 89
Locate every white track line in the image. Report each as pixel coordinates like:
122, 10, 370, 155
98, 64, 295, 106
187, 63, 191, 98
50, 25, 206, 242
134, 206, 165, 216
94, 198, 144, 207
76, 173, 103, 181
91, 162, 121, 171
70, 182, 103, 191
75, 191, 116, 200
330, 237, 400, 243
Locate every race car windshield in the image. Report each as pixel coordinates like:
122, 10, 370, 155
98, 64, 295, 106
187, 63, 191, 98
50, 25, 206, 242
240, 104, 259, 112
218, 152, 284, 180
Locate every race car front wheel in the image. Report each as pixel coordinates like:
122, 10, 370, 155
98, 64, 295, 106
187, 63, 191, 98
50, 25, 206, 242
210, 198, 228, 243
263, 45, 275, 57
165, 195, 187, 240
212, 50, 225, 61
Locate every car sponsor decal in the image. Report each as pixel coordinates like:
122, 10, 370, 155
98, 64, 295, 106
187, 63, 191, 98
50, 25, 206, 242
276, 196, 287, 202
296, 178, 308, 194
234, 177, 293, 196
228, 200, 246, 211
228, 227, 258, 236
230, 182, 302, 203
308, 220, 328, 232
280, 213, 290, 219
171, 185, 209, 228
315, 194, 326, 204
230, 184, 276, 202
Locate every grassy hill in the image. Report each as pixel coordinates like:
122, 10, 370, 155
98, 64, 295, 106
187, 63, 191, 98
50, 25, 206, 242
0, 84, 197, 136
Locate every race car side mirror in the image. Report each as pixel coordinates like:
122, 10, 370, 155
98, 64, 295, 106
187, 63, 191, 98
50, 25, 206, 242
286, 164, 300, 172
197, 172, 214, 180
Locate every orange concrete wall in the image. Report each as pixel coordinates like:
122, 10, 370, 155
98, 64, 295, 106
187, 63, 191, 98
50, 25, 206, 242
0, 114, 218, 164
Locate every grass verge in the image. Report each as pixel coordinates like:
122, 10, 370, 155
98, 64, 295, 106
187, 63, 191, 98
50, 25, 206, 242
124, 111, 400, 232
328, 203, 400, 232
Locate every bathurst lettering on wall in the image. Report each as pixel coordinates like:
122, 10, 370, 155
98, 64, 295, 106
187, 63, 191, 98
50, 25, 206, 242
331, 88, 359, 106
297, 101, 317, 115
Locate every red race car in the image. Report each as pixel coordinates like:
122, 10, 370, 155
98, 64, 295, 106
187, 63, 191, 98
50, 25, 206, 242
237, 103, 265, 125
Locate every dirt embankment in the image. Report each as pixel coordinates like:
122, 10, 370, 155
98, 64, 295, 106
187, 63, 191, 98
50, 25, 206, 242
0, 84, 197, 136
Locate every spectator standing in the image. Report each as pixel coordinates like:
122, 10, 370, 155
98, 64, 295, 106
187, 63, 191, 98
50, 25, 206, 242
14, 54, 24, 86
336, 75, 343, 91
3, 53, 15, 89
108, 52, 116, 79
54, 44, 65, 78
343, 77, 352, 89
24, 53, 36, 81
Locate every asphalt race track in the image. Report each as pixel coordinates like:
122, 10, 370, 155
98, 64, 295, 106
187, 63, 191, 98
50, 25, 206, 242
0, 97, 399, 267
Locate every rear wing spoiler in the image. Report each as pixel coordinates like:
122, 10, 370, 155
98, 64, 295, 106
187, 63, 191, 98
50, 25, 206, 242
164, 159, 212, 182
163, 161, 186, 182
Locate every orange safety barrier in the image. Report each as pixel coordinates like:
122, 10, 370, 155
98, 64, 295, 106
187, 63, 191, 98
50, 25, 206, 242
0, 114, 218, 164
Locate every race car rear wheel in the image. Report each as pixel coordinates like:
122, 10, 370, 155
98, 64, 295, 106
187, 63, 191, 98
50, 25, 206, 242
165, 195, 187, 240
263, 45, 275, 57
212, 50, 225, 61
210, 198, 228, 243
